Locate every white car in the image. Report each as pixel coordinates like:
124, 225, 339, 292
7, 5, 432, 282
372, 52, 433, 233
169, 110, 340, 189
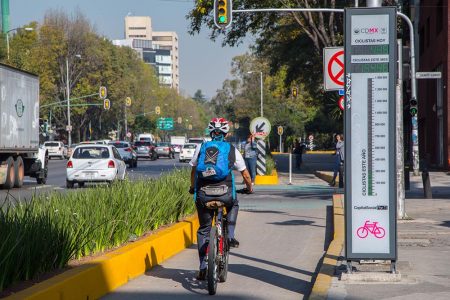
66, 144, 126, 188
179, 143, 197, 163
44, 141, 67, 159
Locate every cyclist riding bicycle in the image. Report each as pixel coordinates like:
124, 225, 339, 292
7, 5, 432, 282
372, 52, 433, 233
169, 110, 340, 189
189, 117, 253, 280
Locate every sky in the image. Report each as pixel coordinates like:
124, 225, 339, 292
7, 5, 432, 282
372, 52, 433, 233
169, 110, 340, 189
9, 0, 252, 99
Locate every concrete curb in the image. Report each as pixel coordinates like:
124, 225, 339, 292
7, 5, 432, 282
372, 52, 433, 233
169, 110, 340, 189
309, 194, 344, 300
6, 216, 199, 300
314, 170, 340, 186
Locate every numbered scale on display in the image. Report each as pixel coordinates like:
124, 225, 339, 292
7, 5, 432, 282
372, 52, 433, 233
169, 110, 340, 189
344, 7, 397, 262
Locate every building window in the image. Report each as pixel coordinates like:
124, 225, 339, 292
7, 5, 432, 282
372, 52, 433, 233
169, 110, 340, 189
129, 35, 146, 38
426, 17, 430, 47
153, 36, 172, 41
436, 0, 443, 34
129, 27, 147, 30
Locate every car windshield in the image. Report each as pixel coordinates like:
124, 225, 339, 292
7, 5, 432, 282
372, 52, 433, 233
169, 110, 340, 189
134, 141, 151, 147
72, 147, 110, 159
109, 142, 128, 148
44, 142, 60, 147
183, 144, 197, 149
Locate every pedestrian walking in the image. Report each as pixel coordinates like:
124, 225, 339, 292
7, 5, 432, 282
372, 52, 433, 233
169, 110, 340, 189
330, 134, 344, 187
244, 134, 257, 184
293, 139, 306, 170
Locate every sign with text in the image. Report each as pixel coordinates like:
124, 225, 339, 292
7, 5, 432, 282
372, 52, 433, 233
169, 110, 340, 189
250, 117, 271, 140
416, 72, 442, 79
324, 47, 344, 91
157, 117, 174, 130
344, 7, 397, 260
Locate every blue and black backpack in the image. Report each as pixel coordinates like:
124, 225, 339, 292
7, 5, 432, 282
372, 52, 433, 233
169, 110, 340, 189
196, 141, 235, 182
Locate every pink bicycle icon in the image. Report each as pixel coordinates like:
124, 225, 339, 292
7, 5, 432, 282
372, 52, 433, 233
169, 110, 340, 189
356, 220, 386, 239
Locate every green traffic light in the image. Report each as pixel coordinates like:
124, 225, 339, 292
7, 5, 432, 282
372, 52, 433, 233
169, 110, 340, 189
219, 15, 227, 23
410, 107, 418, 116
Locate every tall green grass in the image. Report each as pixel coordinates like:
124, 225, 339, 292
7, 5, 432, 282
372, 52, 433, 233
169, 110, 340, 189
0, 169, 195, 292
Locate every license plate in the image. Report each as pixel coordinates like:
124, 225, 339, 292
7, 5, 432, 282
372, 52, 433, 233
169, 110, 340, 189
83, 171, 97, 174
202, 169, 216, 177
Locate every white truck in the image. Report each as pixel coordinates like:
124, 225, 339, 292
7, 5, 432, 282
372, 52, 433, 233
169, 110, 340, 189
170, 136, 186, 153
0, 63, 48, 189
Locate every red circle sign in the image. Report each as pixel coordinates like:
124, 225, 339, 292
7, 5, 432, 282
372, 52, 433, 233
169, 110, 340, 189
328, 50, 344, 86
338, 96, 345, 111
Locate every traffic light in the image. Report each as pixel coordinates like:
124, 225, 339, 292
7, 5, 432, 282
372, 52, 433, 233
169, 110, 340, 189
155, 106, 161, 115
292, 87, 298, 98
214, 0, 232, 29
103, 99, 111, 110
99, 86, 107, 99
410, 98, 417, 116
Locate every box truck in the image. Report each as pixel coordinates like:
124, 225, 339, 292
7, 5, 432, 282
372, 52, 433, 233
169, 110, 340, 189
0, 63, 48, 189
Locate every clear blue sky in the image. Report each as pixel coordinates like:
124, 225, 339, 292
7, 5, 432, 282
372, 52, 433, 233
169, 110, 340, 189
9, 0, 251, 99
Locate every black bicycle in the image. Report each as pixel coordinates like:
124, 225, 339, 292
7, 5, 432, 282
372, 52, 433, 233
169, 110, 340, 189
205, 200, 230, 295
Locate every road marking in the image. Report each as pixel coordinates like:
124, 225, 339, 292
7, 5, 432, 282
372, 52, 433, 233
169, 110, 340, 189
27, 185, 53, 190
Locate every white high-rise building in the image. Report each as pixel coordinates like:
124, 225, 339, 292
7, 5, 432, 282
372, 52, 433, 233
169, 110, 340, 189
122, 16, 179, 92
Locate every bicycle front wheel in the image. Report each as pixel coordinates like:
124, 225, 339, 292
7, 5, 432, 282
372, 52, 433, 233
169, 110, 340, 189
207, 226, 218, 295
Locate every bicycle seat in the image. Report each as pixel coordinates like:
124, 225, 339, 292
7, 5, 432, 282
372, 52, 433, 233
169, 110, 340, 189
205, 201, 225, 209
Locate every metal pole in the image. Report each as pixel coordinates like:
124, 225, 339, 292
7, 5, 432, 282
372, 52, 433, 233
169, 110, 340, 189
288, 153, 292, 185
124, 105, 128, 141
6, 32, 10, 60
279, 134, 282, 152
66, 57, 72, 147
260, 71, 263, 117
355, 0, 358, 7
366, 0, 382, 7
398, 12, 419, 176
397, 39, 406, 219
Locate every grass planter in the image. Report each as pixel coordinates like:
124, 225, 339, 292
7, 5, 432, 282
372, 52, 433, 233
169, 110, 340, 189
255, 170, 279, 185
0, 169, 195, 294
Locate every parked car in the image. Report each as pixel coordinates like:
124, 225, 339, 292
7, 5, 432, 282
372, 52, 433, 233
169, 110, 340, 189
66, 144, 126, 188
179, 143, 197, 163
133, 141, 158, 160
108, 141, 138, 168
155, 142, 175, 159
44, 141, 67, 159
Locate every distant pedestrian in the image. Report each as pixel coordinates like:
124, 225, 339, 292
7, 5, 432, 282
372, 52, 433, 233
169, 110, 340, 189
330, 134, 344, 187
293, 139, 306, 170
244, 134, 257, 184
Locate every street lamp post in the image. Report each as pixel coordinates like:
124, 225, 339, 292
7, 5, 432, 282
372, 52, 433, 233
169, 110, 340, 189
247, 71, 264, 117
66, 54, 82, 147
6, 27, 33, 60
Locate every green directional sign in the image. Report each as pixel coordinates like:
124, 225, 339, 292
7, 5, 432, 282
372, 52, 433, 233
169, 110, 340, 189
157, 117, 174, 131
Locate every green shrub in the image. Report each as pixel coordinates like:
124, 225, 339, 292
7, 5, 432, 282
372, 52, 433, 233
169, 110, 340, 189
0, 169, 195, 292
265, 156, 276, 175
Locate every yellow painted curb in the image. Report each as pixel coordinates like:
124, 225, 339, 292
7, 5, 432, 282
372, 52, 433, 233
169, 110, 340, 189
6, 216, 199, 300
255, 170, 279, 185
306, 150, 335, 154
309, 194, 344, 300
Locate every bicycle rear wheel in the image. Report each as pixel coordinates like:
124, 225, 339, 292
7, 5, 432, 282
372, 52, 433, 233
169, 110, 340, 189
207, 226, 218, 295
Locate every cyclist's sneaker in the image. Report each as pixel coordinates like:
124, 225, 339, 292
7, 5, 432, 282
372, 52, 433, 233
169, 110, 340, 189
196, 268, 207, 280
229, 238, 240, 248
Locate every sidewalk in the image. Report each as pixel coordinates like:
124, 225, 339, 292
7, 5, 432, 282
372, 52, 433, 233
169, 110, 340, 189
325, 172, 450, 300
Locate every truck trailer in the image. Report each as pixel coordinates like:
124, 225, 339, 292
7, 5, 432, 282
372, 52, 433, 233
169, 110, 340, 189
0, 63, 48, 189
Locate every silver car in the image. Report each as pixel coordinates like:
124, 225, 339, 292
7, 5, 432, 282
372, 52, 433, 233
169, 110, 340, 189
108, 141, 138, 168
155, 142, 175, 159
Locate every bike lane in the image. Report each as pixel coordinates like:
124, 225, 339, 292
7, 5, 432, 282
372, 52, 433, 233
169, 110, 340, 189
102, 186, 333, 299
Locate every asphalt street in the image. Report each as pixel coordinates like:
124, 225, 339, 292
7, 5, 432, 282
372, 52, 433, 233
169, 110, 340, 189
0, 155, 188, 204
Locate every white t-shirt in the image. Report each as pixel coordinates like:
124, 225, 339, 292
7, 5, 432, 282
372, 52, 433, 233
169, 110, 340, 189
189, 143, 246, 172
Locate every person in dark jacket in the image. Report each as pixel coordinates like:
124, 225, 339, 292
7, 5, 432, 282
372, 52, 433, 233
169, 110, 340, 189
244, 134, 257, 184
330, 134, 344, 187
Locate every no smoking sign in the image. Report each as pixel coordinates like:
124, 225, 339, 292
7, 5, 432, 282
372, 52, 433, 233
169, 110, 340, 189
324, 47, 344, 91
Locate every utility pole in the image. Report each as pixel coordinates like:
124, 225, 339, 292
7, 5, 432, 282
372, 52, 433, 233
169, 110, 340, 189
66, 57, 71, 147
260, 71, 263, 117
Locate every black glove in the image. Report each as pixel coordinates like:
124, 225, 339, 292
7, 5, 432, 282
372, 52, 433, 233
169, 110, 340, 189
189, 187, 195, 194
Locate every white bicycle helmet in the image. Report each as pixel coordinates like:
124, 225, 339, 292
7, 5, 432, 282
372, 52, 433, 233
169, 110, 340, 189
208, 117, 230, 137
